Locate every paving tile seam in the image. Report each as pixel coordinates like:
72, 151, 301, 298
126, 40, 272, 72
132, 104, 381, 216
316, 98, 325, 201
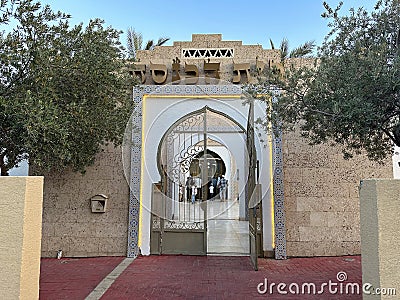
84, 257, 135, 300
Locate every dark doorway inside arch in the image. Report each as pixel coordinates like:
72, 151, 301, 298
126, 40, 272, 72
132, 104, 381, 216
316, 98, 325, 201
189, 149, 226, 200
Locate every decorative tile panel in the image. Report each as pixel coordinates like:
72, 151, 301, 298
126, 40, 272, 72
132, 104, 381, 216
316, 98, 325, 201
273, 130, 287, 260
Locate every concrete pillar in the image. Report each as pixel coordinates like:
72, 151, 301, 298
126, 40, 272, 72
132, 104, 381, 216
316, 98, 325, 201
359, 179, 400, 299
0, 177, 44, 300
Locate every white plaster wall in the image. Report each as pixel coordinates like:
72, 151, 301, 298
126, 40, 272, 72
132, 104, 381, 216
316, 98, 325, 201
253, 99, 274, 252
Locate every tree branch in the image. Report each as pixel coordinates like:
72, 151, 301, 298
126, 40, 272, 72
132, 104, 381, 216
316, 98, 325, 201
381, 125, 398, 146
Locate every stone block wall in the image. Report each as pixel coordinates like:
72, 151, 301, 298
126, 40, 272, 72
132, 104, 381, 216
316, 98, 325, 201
282, 130, 392, 257
40, 145, 129, 257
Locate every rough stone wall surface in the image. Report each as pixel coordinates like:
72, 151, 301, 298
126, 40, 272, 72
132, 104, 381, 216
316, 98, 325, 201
41, 145, 129, 257
282, 130, 392, 257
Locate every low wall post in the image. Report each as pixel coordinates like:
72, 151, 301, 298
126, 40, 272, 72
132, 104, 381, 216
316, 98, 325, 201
0, 177, 44, 300
359, 179, 400, 300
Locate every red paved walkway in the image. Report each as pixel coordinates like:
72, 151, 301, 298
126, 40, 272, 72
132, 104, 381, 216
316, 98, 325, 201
102, 255, 362, 300
39, 256, 124, 300
40, 255, 362, 300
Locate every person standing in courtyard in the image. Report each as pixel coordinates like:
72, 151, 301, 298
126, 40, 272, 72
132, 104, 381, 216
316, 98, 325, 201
186, 176, 194, 202
209, 183, 214, 200
219, 175, 228, 201
191, 183, 197, 204
179, 184, 185, 202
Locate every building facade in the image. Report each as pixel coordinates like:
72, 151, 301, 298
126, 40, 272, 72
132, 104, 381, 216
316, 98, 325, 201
40, 34, 392, 259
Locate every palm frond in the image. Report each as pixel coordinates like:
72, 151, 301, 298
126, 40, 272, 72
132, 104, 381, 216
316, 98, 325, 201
145, 40, 154, 50
133, 32, 143, 52
126, 28, 170, 54
126, 27, 143, 60
269, 38, 275, 49
280, 38, 289, 62
289, 40, 316, 58
155, 37, 170, 47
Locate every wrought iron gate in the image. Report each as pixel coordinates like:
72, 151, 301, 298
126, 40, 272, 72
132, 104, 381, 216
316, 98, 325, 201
150, 104, 261, 260
151, 108, 210, 255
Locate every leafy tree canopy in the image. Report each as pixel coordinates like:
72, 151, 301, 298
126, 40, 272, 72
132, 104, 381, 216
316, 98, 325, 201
0, 0, 135, 175
259, 0, 400, 161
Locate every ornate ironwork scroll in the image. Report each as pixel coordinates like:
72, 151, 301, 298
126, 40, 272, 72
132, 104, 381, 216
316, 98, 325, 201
164, 112, 205, 184
164, 221, 204, 230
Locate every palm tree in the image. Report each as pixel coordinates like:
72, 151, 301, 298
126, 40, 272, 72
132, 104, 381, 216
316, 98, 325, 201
269, 38, 316, 64
126, 27, 170, 61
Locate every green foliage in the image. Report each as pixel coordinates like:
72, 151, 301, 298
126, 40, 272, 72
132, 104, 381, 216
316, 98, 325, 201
126, 27, 143, 60
0, 0, 135, 175
279, 38, 289, 63
289, 40, 316, 58
269, 38, 275, 50
126, 27, 170, 61
263, 0, 400, 161
269, 37, 315, 63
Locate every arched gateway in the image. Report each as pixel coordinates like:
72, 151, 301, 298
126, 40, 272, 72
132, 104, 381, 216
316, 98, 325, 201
40, 34, 391, 263
126, 83, 287, 270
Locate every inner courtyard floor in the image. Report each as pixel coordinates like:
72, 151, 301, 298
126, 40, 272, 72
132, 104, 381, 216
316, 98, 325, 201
207, 198, 249, 255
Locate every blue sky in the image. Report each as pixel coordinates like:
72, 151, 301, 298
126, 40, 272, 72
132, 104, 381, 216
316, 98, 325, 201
39, 0, 378, 51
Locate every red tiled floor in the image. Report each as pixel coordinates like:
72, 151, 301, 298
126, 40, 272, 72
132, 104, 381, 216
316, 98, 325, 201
101, 255, 362, 300
39, 256, 124, 300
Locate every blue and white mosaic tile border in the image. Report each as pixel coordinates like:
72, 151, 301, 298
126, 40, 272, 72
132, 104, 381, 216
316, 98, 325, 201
273, 131, 287, 259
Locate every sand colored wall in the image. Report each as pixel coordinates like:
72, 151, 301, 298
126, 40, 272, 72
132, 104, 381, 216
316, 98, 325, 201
40, 145, 129, 257
136, 33, 281, 84
360, 179, 400, 299
0, 176, 43, 300
282, 131, 392, 257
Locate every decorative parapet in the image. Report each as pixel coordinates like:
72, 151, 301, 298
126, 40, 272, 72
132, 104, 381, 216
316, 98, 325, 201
134, 34, 282, 85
